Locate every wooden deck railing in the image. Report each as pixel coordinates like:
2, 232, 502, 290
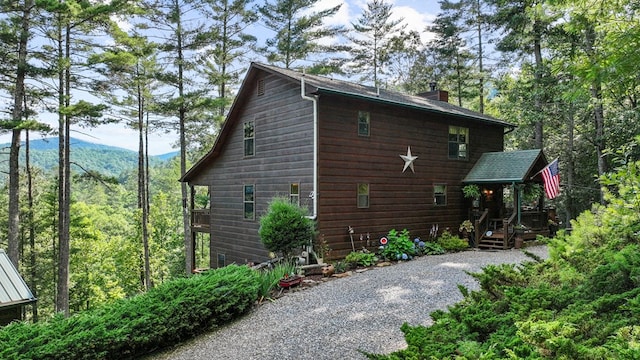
503, 212, 517, 247
191, 209, 210, 230
474, 208, 490, 248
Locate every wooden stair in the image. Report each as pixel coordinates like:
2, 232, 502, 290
477, 230, 512, 250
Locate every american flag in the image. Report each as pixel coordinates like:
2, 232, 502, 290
541, 158, 560, 199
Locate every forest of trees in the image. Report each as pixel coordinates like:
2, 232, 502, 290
1, 0, 638, 321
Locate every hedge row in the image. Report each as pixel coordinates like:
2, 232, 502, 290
0, 265, 260, 360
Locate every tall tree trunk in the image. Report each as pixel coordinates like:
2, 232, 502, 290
174, 0, 194, 275
475, 0, 484, 114
138, 76, 151, 291
8, 130, 21, 269
8, 0, 33, 269
565, 107, 575, 225
56, 20, 71, 317
533, 10, 544, 149
25, 130, 38, 321
583, 22, 607, 203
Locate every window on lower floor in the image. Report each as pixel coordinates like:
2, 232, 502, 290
217, 253, 226, 268
244, 184, 255, 220
357, 183, 369, 208
434, 184, 447, 206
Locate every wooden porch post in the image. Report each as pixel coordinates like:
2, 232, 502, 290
189, 185, 196, 273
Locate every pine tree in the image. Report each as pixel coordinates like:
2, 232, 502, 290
258, 0, 345, 70
348, 0, 406, 87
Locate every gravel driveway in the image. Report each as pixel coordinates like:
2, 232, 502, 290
151, 246, 548, 360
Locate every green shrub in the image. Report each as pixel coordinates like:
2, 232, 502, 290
414, 239, 445, 256
345, 250, 378, 267
368, 155, 640, 360
258, 196, 315, 258
437, 230, 469, 252
0, 265, 260, 360
379, 229, 415, 260
257, 261, 297, 301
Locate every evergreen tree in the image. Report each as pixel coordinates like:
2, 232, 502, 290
196, 0, 258, 158
348, 0, 406, 87
258, 0, 345, 70
37, 0, 123, 316
427, 0, 476, 106
149, 0, 217, 275
488, 0, 557, 148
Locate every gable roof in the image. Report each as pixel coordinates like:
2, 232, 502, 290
255, 63, 514, 127
181, 62, 515, 182
0, 250, 36, 309
463, 149, 548, 184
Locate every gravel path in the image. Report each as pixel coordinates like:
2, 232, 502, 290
151, 246, 548, 360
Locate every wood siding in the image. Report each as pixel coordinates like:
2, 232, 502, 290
316, 95, 504, 258
192, 72, 315, 267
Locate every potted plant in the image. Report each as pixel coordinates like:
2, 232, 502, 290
459, 220, 474, 245
462, 184, 481, 208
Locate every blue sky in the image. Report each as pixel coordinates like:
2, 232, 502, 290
2, 0, 441, 155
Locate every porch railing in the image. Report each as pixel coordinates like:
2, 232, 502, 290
503, 212, 517, 247
474, 208, 489, 248
191, 209, 210, 230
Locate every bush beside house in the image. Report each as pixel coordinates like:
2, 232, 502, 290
0, 265, 260, 360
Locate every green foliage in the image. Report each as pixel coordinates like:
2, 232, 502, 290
462, 184, 481, 199
345, 250, 378, 267
0, 265, 259, 360
257, 261, 297, 301
259, 197, 315, 258
436, 230, 469, 252
368, 158, 640, 360
378, 228, 415, 261
415, 239, 445, 256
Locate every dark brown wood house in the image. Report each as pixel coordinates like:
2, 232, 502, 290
180, 62, 517, 269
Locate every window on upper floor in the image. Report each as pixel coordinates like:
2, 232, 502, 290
434, 184, 447, 206
244, 121, 255, 157
448, 126, 468, 160
358, 111, 370, 137
290, 183, 300, 206
357, 183, 370, 208
244, 184, 255, 220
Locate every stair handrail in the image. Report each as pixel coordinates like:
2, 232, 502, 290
474, 208, 490, 248
503, 212, 517, 247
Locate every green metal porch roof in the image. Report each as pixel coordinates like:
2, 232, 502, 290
463, 149, 547, 184
0, 249, 36, 309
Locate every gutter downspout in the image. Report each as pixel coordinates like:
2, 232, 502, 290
301, 74, 318, 220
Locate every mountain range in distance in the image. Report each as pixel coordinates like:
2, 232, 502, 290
0, 137, 179, 177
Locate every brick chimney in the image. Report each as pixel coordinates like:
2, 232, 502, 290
416, 82, 449, 102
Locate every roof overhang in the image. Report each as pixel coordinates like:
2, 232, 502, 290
0, 250, 37, 309
463, 149, 549, 184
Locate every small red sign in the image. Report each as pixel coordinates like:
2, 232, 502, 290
380, 237, 388, 245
